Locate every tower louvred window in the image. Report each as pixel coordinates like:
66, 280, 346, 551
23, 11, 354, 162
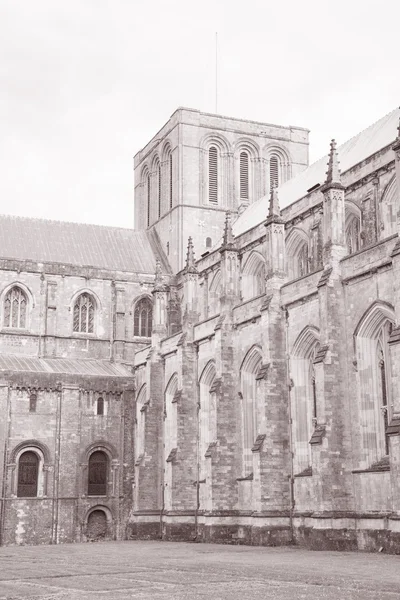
240, 151, 249, 200
270, 155, 279, 189
209, 146, 218, 204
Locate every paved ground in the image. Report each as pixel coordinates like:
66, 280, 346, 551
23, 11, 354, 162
0, 541, 399, 599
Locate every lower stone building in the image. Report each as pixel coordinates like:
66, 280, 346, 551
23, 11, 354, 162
1, 106, 400, 552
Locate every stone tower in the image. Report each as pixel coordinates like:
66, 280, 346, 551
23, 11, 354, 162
133, 107, 309, 273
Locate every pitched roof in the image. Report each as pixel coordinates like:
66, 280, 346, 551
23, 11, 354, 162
0, 215, 160, 273
0, 354, 133, 378
233, 107, 400, 237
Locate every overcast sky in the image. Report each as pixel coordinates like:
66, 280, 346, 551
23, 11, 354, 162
1, 0, 399, 228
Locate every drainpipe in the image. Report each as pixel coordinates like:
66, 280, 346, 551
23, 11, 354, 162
0, 385, 12, 546
284, 309, 295, 543
193, 342, 200, 540
52, 384, 62, 544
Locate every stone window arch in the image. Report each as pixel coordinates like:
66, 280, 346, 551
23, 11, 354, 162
345, 203, 361, 255
286, 228, 310, 280
291, 326, 320, 474
88, 450, 108, 496
208, 270, 222, 317
240, 346, 263, 475
198, 360, 217, 509
164, 373, 178, 511
380, 176, 397, 239
265, 145, 291, 191
73, 292, 96, 334
241, 251, 266, 300
11, 441, 51, 498
133, 296, 153, 337
3, 285, 29, 329
354, 301, 395, 467
84, 505, 113, 541
201, 134, 230, 207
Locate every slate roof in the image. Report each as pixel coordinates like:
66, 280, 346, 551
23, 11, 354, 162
233, 107, 400, 237
0, 355, 133, 378
0, 215, 160, 273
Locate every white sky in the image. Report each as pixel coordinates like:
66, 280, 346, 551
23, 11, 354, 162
1, 0, 399, 228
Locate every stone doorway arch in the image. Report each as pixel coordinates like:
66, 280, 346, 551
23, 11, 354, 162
85, 507, 112, 541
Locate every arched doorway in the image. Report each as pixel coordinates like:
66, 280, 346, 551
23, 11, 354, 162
86, 509, 108, 541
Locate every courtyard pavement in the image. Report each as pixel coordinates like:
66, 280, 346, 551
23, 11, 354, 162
0, 540, 399, 599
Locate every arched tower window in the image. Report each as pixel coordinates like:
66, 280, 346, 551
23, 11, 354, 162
169, 153, 173, 210
134, 297, 153, 337
157, 161, 162, 219
4, 286, 28, 329
269, 154, 279, 189
73, 293, 95, 334
88, 451, 108, 496
208, 146, 218, 204
240, 151, 249, 201
147, 173, 151, 227
17, 451, 39, 497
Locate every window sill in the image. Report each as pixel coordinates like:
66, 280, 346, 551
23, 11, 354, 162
1, 328, 31, 335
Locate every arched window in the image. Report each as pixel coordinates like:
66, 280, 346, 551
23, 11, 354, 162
88, 451, 108, 496
206, 237, 212, 248
73, 293, 95, 334
208, 146, 218, 204
380, 177, 397, 239
97, 397, 104, 416
169, 153, 173, 210
240, 151, 249, 201
355, 302, 395, 467
147, 173, 151, 227
269, 154, 279, 190
29, 393, 37, 413
3, 286, 28, 329
240, 347, 262, 475
164, 374, 178, 511
198, 361, 217, 511
208, 270, 222, 316
286, 229, 310, 281
134, 297, 152, 337
17, 451, 39, 497
345, 206, 361, 255
291, 327, 320, 474
241, 252, 266, 300
157, 161, 162, 219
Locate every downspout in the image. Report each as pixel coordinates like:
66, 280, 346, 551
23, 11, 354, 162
52, 384, 62, 544
0, 385, 12, 546
284, 308, 295, 543
193, 342, 200, 540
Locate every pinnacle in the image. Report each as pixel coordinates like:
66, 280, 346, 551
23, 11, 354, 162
185, 237, 198, 274
268, 182, 280, 219
222, 211, 235, 248
153, 257, 167, 291
324, 139, 342, 187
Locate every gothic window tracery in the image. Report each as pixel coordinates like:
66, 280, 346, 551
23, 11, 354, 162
73, 293, 95, 334
3, 286, 28, 329
134, 297, 153, 337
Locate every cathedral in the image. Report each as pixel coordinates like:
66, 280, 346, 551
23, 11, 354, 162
1, 106, 400, 552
